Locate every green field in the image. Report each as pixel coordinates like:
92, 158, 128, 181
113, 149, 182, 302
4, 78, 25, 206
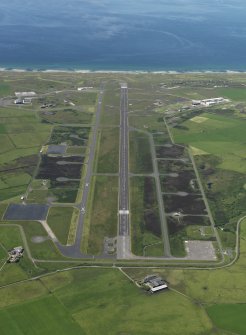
130, 177, 163, 256
126, 217, 246, 320
171, 109, 246, 248
47, 207, 75, 245
86, 176, 118, 254
0, 280, 48, 310
96, 127, 119, 173
18, 221, 62, 260
172, 112, 246, 173
0, 220, 62, 262
0, 83, 11, 97
0, 296, 83, 335
100, 84, 120, 126
0, 268, 215, 335
207, 304, 246, 335
0, 225, 39, 285
129, 131, 153, 174
128, 113, 166, 133
0, 104, 52, 201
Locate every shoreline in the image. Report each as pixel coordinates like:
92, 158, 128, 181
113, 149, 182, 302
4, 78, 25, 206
1, 67, 246, 75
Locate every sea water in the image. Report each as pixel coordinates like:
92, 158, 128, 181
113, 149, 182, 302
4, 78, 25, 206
0, 0, 246, 71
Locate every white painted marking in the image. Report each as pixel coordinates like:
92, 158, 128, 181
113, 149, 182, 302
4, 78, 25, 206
119, 210, 129, 215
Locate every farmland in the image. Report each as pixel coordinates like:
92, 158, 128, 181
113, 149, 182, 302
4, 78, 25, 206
0, 268, 216, 335
1, 220, 246, 335
124, 217, 246, 333
207, 304, 246, 335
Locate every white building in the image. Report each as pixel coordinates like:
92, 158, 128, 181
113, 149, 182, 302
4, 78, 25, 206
143, 275, 168, 293
192, 97, 230, 107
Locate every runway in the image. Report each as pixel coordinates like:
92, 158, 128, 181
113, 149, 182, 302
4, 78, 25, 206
118, 83, 130, 237
117, 83, 131, 259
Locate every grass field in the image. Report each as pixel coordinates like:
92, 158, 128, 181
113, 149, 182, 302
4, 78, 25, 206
0, 225, 40, 285
172, 112, 246, 173
168, 231, 187, 257
0, 296, 84, 335
215, 87, 246, 101
130, 177, 163, 256
129, 131, 153, 174
0, 220, 63, 261
0, 104, 52, 201
0, 204, 7, 220
96, 127, 119, 173
0, 83, 11, 97
126, 217, 246, 300
171, 109, 246, 249
207, 303, 246, 335
0, 268, 216, 335
47, 207, 75, 245
0, 280, 48, 310
87, 176, 118, 254
18, 221, 62, 260
128, 113, 166, 133
144, 242, 164, 257
123, 218, 246, 333
100, 84, 120, 126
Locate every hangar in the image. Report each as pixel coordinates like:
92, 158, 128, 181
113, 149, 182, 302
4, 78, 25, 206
143, 275, 168, 293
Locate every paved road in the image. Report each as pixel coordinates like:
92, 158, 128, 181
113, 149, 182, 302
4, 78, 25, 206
117, 84, 131, 259
55, 85, 110, 258
119, 84, 130, 235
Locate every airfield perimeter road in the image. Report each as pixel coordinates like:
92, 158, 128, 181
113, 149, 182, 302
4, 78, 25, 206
55, 85, 106, 258
117, 83, 131, 259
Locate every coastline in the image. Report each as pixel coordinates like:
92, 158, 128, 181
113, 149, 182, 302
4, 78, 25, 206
1, 67, 246, 75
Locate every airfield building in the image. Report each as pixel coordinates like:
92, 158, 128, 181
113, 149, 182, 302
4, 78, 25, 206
192, 97, 229, 107
7, 246, 24, 263
143, 275, 168, 293
14, 98, 24, 104
14, 97, 32, 104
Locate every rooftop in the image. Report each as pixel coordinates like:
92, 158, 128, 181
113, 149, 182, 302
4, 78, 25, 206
143, 275, 168, 293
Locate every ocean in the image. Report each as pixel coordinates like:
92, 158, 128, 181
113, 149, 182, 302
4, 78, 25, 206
0, 0, 246, 71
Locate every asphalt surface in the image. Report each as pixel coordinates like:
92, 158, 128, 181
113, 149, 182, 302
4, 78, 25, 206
118, 84, 130, 237
117, 84, 132, 260
74, 89, 103, 248
55, 85, 113, 258
4, 204, 49, 221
